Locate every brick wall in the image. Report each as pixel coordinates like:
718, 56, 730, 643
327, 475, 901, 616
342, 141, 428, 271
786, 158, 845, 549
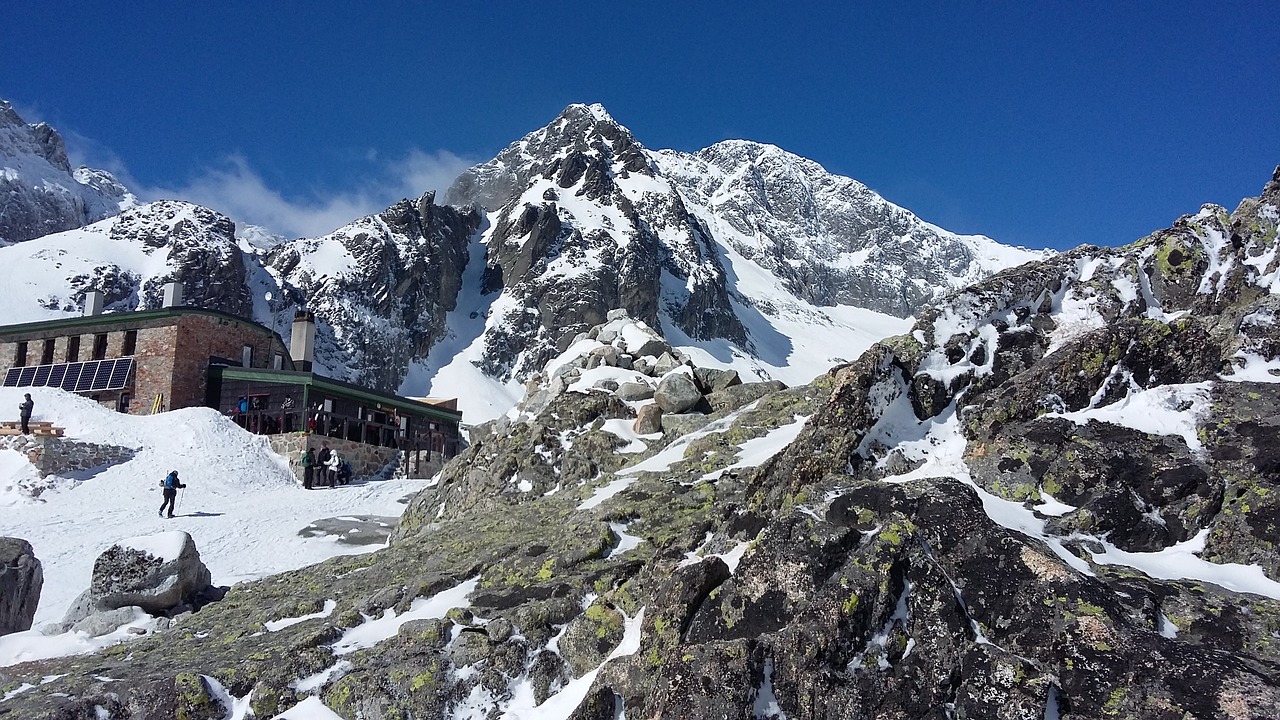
0, 310, 292, 415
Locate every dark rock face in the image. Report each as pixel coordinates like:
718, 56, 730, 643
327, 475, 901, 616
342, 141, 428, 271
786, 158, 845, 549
262, 192, 481, 391
0, 99, 133, 244
0, 537, 43, 635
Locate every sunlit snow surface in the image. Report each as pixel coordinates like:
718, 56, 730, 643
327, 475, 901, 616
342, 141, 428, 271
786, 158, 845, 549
0, 387, 434, 666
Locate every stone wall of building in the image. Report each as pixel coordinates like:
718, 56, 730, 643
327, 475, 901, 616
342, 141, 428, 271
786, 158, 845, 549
267, 433, 401, 486
0, 435, 136, 477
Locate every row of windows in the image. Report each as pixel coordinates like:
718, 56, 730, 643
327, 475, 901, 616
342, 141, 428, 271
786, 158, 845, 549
12, 330, 138, 367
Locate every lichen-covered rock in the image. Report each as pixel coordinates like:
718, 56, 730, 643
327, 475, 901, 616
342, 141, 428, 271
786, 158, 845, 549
0, 537, 43, 635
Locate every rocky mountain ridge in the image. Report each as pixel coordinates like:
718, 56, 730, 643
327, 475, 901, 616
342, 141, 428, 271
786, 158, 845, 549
0, 101, 134, 246
1, 167, 1278, 719
0, 101, 1038, 419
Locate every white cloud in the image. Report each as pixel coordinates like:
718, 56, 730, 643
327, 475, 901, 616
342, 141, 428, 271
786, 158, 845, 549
140, 150, 476, 238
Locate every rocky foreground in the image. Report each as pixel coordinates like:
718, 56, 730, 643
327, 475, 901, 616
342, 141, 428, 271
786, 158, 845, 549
2, 169, 1280, 719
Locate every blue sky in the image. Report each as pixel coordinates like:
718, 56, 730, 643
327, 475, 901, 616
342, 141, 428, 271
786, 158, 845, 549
3, 2, 1277, 247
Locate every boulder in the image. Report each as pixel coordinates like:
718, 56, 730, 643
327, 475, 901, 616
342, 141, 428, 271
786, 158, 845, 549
633, 337, 672, 360
693, 367, 741, 393
70, 605, 144, 637
633, 356, 656, 376
706, 380, 789, 413
62, 531, 213, 625
616, 382, 655, 402
633, 404, 663, 435
0, 537, 43, 636
597, 329, 618, 344
655, 373, 703, 414
653, 352, 680, 376
605, 308, 629, 322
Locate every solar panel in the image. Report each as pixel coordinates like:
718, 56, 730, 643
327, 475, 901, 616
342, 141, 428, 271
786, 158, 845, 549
74, 362, 97, 392
3, 358, 135, 393
104, 358, 133, 390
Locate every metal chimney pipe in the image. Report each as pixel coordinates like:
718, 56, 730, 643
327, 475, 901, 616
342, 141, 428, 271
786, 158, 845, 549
162, 281, 184, 308
291, 310, 316, 372
83, 290, 104, 316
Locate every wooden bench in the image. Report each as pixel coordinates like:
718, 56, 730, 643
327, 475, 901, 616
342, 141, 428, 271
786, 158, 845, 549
0, 421, 65, 437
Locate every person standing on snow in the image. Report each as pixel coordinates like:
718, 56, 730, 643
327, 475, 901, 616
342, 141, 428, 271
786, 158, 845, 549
317, 442, 333, 487
325, 450, 341, 488
159, 470, 186, 518
302, 447, 316, 489
18, 393, 33, 434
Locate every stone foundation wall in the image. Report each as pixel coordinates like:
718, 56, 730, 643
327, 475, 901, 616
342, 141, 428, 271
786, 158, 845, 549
267, 433, 401, 485
0, 436, 136, 477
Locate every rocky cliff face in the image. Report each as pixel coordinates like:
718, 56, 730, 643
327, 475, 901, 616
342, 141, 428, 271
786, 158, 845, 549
655, 140, 1047, 317
4, 200, 254, 320
260, 192, 482, 391
445, 103, 746, 381
0, 100, 135, 245
3, 168, 1278, 719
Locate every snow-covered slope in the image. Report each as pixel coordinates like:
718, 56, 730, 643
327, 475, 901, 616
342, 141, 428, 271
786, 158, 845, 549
0, 387, 433, 636
0, 200, 253, 322
0, 100, 135, 245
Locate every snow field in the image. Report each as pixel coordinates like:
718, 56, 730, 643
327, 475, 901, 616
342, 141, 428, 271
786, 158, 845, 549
0, 387, 433, 633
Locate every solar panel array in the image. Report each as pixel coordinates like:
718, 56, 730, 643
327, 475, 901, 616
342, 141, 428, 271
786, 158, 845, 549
2, 358, 135, 393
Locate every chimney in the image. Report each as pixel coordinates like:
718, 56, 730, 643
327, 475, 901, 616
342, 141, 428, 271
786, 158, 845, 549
162, 281, 184, 308
83, 290, 104, 316
291, 310, 316, 372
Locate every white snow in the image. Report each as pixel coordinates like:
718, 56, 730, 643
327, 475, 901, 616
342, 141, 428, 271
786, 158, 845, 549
752, 657, 788, 719
0, 607, 158, 667
703, 415, 810, 481
607, 521, 645, 557
119, 531, 189, 563
1220, 352, 1280, 383
496, 607, 645, 720
269, 695, 346, 720
1048, 383, 1212, 457
0, 387, 434, 656
330, 577, 479, 656
264, 600, 338, 632
598, 418, 658, 454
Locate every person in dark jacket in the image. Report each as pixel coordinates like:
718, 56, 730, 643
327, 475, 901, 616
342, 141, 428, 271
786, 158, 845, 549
317, 443, 333, 487
159, 470, 186, 518
302, 448, 316, 489
18, 393, 33, 434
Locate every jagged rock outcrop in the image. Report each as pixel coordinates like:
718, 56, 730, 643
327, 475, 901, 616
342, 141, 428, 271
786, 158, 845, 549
0, 99, 134, 245
0, 537, 43, 636
445, 103, 747, 381
261, 192, 482, 390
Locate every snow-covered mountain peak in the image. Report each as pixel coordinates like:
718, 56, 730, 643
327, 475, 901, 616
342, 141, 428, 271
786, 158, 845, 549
0, 98, 136, 244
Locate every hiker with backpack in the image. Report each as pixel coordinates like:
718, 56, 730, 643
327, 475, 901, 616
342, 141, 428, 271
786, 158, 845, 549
325, 450, 342, 488
159, 470, 186, 518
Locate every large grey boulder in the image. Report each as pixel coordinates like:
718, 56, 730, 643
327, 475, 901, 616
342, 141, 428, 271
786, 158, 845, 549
62, 531, 213, 625
0, 537, 43, 635
654, 373, 703, 414
706, 380, 789, 413
693, 367, 742, 393
615, 382, 655, 402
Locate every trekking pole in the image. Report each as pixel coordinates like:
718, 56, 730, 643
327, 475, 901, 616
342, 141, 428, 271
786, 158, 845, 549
177, 487, 184, 516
